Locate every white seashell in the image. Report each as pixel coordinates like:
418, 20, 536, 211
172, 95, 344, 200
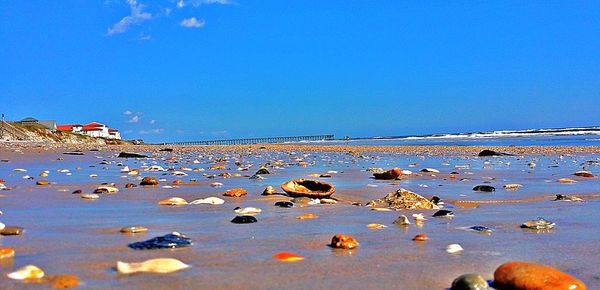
412, 213, 426, 221
81, 194, 100, 200
121, 166, 130, 173
234, 207, 262, 215
0, 222, 5, 230
22, 175, 31, 179
59, 169, 70, 173
13, 168, 27, 172
210, 182, 223, 187
401, 170, 412, 175
172, 171, 187, 176
7, 265, 45, 280
162, 186, 174, 189
97, 186, 119, 193
421, 168, 440, 173
116, 258, 190, 274
190, 197, 224, 205
307, 199, 321, 205
89, 174, 98, 178
446, 244, 464, 254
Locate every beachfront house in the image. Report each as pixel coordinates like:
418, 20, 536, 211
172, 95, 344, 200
57, 121, 121, 140
19, 117, 57, 131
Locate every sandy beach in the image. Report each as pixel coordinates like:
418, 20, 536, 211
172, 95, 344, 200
0, 144, 598, 289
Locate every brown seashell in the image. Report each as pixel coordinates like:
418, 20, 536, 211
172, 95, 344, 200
223, 188, 248, 197
281, 179, 335, 198
330, 234, 359, 249
373, 168, 402, 180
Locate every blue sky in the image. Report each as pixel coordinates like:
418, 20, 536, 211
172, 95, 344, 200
1, 1, 599, 142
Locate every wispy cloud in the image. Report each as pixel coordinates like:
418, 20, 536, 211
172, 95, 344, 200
123, 110, 133, 115
127, 115, 141, 123
177, 0, 234, 8
148, 119, 156, 124
139, 128, 164, 134
180, 17, 205, 28
107, 0, 152, 36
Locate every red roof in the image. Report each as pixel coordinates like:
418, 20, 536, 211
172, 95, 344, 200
84, 122, 105, 128
57, 124, 82, 131
108, 128, 119, 133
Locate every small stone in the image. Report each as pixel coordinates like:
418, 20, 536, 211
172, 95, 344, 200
274, 201, 294, 208
319, 198, 337, 204
574, 170, 594, 177
273, 252, 304, 262
493, 261, 586, 290
72, 189, 82, 194
233, 207, 262, 215
473, 185, 495, 192
557, 178, 577, 184
210, 182, 223, 187
503, 184, 523, 190
125, 183, 137, 188
7, 265, 44, 280
291, 197, 312, 204
373, 168, 402, 180
466, 226, 493, 234
158, 197, 188, 206
223, 188, 247, 197
81, 193, 99, 200
50, 274, 80, 289
128, 232, 192, 250
446, 244, 464, 254
330, 234, 359, 249
140, 176, 159, 186
366, 223, 387, 229
262, 185, 276, 195
412, 234, 428, 241
0, 247, 15, 259
553, 194, 583, 202
118, 152, 148, 158
450, 273, 488, 290
231, 215, 258, 224
520, 218, 555, 230
256, 168, 270, 175
120, 226, 149, 234
393, 215, 411, 225
1, 226, 24, 235
296, 213, 318, 219
117, 258, 190, 274
367, 188, 439, 210
36, 180, 49, 185
420, 168, 440, 173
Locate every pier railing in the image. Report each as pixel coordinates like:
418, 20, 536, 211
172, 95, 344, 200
163, 134, 334, 146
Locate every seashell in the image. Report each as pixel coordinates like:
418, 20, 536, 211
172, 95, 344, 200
296, 213, 318, 219
81, 193, 100, 200
373, 168, 402, 180
393, 215, 411, 225
249, 174, 264, 180
210, 182, 223, 187
262, 185, 276, 195
233, 207, 262, 215
117, 258, 190, 274
319, 198, 337, 204
503, 184, 523, 190
412, 234, 428, 241
273, 252, 304, 262
140, 176, 159, 186
371, 207, 393, 211
1, 227, 24, 236
281, 179, 335, 198
0, 247, 15, 259
446, 244, 464, 254
128, 232, 192, 250
36, 180, 49, 185
190, 197, 225, 205
7, 265, 44, 280
121, 166, 130, 173
433, 210, 454, 218
158, 197, 188, 206
557, 178, 576, 184
0, 222, 4, 230
39, 172, 49, 177
465, 226, 493, 234
366, 223, 387, 229
330, 234, 359, 249
412, 213, 426, 221
120, 226, 148, 234
50, 274, 80, 288
171, 171, 187, 176
574, 170, 594, 177
97, 186, 119, 193
520, 218, 555, 230
553, 194, 583, 202
223, 188, 247, 197
420, 168, 440, 173
231, 215, 258, 224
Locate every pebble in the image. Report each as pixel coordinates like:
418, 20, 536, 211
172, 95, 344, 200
262, 185, 276, 195
393, 215, 411, 225
96, 186, 119, 193
433, 209, 454, 218
503, 183, 523, 190
450, 273, 488, 290
557, 178, 577, 184
231, 215, 258, 224
7, 265, 45, 280
274, 201, 294, 208
273, 252, 304, 262
50, 274, 80, 288
81, 193, 99, 200
234, 207, 262, 215
493, 261, 586, 290
520, 218, 555, 230
473, 185, 496, 192
296, 213, 318, 219
140, 176, 159, 186
446, 244, 464, 254
117, 258, 190, 274
412, 233, 428, 241
420, 168, 440, 173
158, 197, 188, 206
120, 226, 148, 234
210, 182, 223, 187
553, 194, 584, 202
0, 247, 15, 259
190, 197, 225, 205
373, 168, 402, 180
128, 232, 192, 250
330, 234, 359, 249
36, 180, 49, 185
1, 226, 24, 235
223, 188, 248, 197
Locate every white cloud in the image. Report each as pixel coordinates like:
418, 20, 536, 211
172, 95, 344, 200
180, 17, 205, 28
107, 0, 152, 36
188, 0, 234, 6
123, 110, 133, 115
177, 0, 185, 8
139, 128, 164, 134
128, 115, 140, 123
149, 119, 156, 124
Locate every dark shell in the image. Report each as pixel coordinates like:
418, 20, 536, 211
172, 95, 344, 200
274, 201, 294, 208
433, 210, 454, 218
478, 150, 513, 157
473, 185, 496, 192
118, 152, 148, 158
231, 216, 258, 224
469, 226, 493, 234
128, 232, 192, 250
256, 168, 270, 175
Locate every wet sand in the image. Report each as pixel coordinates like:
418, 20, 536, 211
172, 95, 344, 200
0, 144, 599, 289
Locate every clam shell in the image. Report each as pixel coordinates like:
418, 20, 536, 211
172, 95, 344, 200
280, 179, 335, 198
7, 265, 44, 280
117, 258, 190, 274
